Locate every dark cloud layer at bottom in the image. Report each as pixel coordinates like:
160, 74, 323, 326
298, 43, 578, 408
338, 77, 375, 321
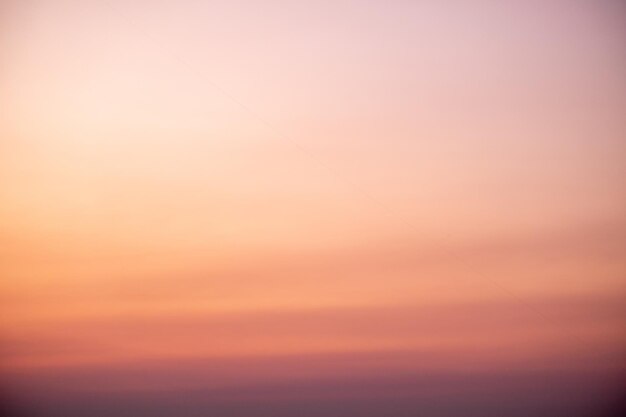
4, 368, 624, 417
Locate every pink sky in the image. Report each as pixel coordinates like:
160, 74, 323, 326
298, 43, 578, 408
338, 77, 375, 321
1, 1, 625, 416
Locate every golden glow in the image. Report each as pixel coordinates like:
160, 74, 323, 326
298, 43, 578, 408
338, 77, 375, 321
1, 1, 625, 415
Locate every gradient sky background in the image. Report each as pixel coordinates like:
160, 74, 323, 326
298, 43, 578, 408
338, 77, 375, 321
1, 1, 625, 416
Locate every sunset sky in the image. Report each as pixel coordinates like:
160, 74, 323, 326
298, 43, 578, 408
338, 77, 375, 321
1, 1, 625, 416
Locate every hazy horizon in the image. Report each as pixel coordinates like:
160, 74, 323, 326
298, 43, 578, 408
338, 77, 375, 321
1, 1, 625, 416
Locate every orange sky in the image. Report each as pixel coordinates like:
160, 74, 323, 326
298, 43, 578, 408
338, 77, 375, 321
1, 1, 625, 416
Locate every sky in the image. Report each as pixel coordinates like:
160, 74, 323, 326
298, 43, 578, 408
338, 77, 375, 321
1, 1, 625, 416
